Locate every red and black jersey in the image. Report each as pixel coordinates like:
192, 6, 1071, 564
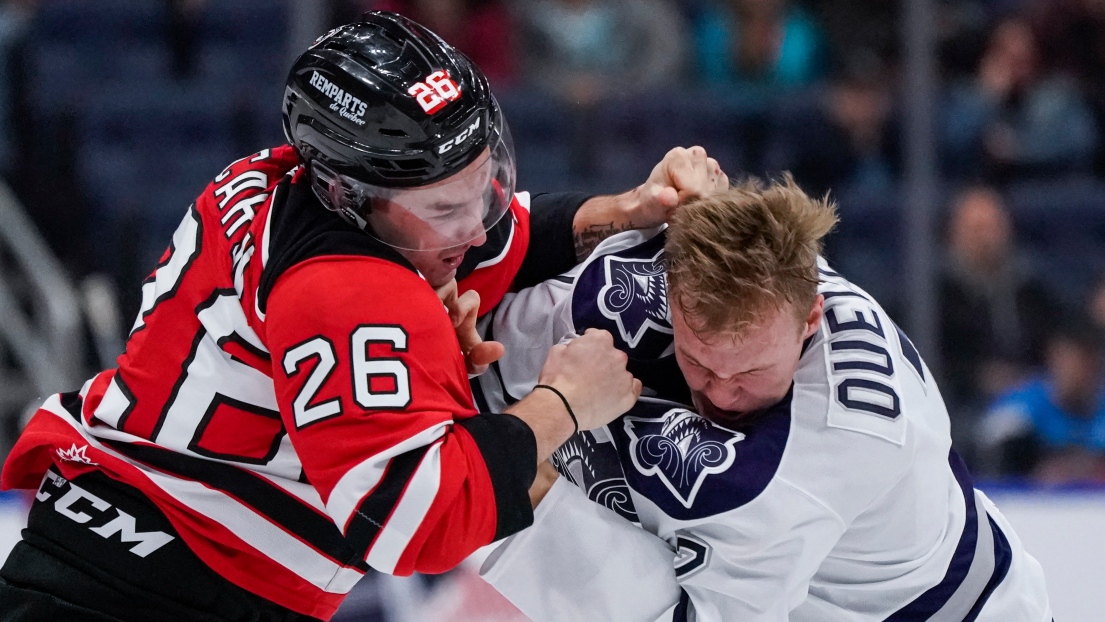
2, 145, 587, 620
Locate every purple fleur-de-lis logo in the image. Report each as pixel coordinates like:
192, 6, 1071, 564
597, 250, 672, 349
624, 409, 744, 508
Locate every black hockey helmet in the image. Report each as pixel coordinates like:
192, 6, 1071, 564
282, 11, 516, 251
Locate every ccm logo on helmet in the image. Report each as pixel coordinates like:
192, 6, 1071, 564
438, 117, 481, 155
308, 70, 368, 126
409, 70, 462, 115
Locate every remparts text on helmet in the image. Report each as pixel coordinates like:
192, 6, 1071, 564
309, 71, 368, 126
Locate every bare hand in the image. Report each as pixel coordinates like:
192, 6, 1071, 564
632, 146, 729, 228
536, 329, 642, 430
436, 280, 505, 376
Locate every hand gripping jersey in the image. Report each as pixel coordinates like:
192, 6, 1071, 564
476, 229, 1052, 622
1, 145, 582, 620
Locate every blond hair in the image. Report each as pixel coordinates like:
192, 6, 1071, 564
665, 175, 838, 336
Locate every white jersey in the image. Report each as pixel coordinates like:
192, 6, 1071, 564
476, 229, 1051, 622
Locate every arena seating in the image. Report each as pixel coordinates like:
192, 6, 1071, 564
17, 0, 1105, 319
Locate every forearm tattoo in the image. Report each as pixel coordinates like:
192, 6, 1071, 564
573, 221, 634, 261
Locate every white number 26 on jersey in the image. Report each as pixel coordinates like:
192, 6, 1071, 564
282, 326, 412, 430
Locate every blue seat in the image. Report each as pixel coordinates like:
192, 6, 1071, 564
589, 95, 685, 191
197, 0, 288, 48
676, 90, 768, 174
1006, 179, 1105, 303
250, 100, 289, 150
25, 44, 84, 113
589, 90, 767, 191
79, 80, 238, 150
76, 79, 239, 214
31, 0, 169, 44
79, 142, 235, 269
1024, 246, 1105, 308
79, 144, 142, 215
496, 90, 576, 191
1006, 179, 1105, 244
195, 43, 288, 90
79, 142, 234, 209
27, 43, 171, 114
154, 147, 236, 226
828, 185, 906, 311
189, 42, 288, 152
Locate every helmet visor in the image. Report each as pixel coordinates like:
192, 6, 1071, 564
328, 123, 516, 252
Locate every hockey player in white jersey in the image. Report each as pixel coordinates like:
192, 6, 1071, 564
474, 177, 1052, 621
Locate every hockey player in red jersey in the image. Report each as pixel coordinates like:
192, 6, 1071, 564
0, 12, 728, 622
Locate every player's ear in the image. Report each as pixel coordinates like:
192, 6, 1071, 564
802, 295, 824, 340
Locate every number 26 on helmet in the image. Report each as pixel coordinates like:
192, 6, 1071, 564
282, 11, 516, 252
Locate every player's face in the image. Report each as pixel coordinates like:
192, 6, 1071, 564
672, 297, 824, 424
387, 209, 488, 288
372, 154, 495, 287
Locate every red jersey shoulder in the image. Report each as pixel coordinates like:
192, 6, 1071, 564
194, 146, 299, 242
191, 146, 300, 326
211, 145, 300, 189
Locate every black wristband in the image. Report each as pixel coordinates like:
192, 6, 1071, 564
533, 384, 579, 435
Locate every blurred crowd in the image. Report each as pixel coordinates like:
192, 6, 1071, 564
333, 0, 1105, 186
0, 0, 1104, 487
335, 0, 1105, 487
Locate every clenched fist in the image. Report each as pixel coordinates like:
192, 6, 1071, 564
632, 146, 730, 228
536, 329, 642, 431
